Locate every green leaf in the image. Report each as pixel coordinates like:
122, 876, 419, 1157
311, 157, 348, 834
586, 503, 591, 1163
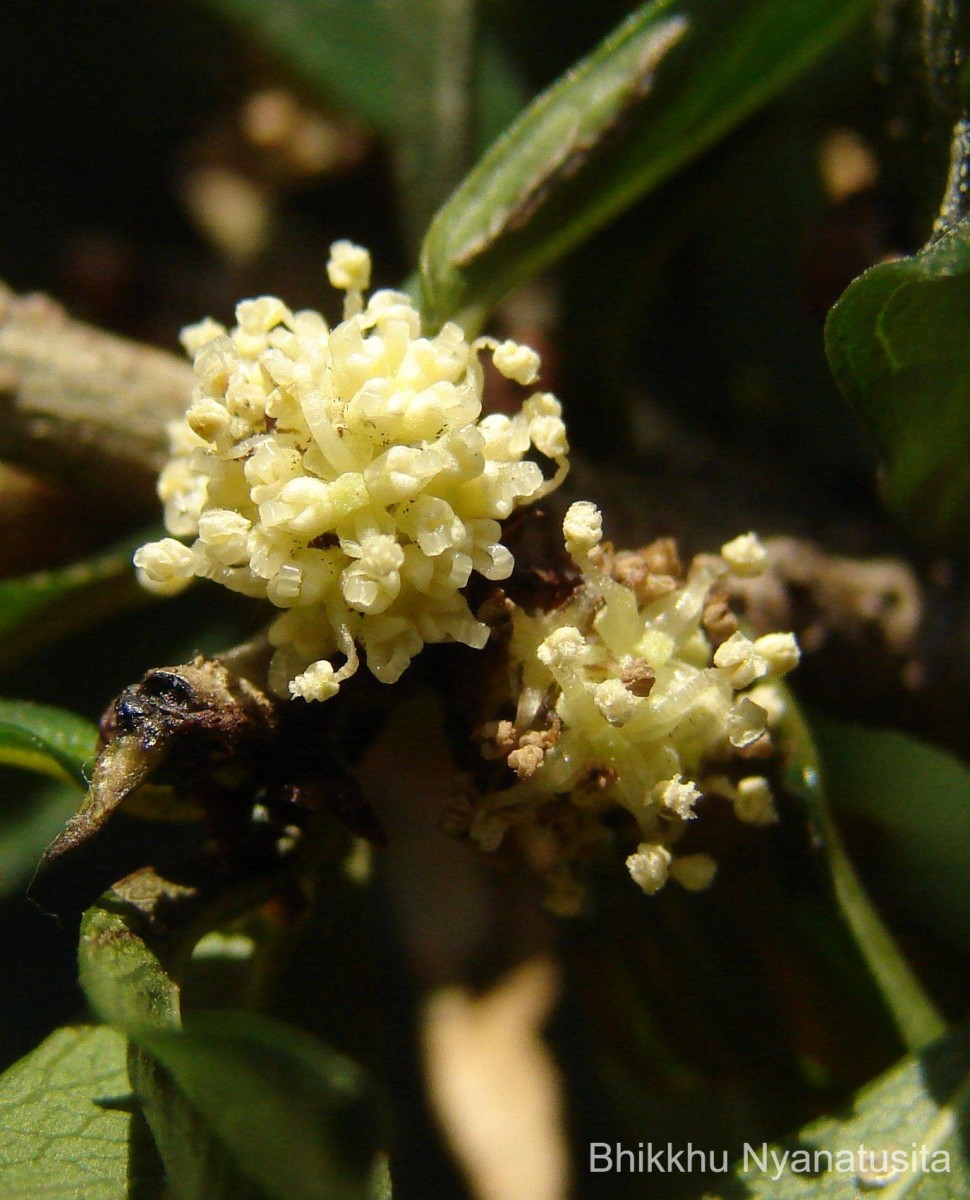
128, 1044, 269, 1200
0, 1024, 164, 1200
714, 1022, 970, 1197
0, 697, 98, 786
0, 777, 84, 897
0, 531, 150, 671
420, 0, 870, 330
141, 1013, 377, 1200
780, 696, 946, 1052
0, 700, 99, 895
80, 892, 378, 1200
812, 717, 970, 948
80, 892, 270, 1199
200, 0, 525, 153
826, 218, 970, 553
80, 897, 182, 1035
385, 0, 478, 253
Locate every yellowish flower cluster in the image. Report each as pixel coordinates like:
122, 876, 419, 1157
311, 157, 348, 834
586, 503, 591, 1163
134, 242, 569, 700
472, 510, 799, 907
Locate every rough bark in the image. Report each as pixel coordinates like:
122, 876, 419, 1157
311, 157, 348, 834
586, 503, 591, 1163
0, 282, 193, 511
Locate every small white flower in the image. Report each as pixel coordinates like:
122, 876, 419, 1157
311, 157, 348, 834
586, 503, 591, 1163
753, 632, 801, 676
713, 631, 769, 689
563, 501, 603, 560
652, 775, 701, 820
325, 239, 371, 294
522, 393, 568, 461
593, 678, 640, 726
492, 339, 541, 385
133, 538, 196, 595
290, 660, 340, 702
726, 696, 768, 748
537, 626, 587, 671
626, 843, 672, 894
721, 531, 768, 576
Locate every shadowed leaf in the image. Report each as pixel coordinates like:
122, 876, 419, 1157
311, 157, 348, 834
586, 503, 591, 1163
0, 531, 152, 671
826, 217, 970, 553
780, 694, 946, 1052
0, 777, 85, 897
201, 0, 525, 153
80, 891, 378, 1200
0, 698, 98, 893
713, 1022, 970, 1197
813, 716, 970, 947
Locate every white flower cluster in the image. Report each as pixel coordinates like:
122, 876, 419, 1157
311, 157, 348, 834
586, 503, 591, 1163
474, 510, 799, 906
134, 242, 569, 700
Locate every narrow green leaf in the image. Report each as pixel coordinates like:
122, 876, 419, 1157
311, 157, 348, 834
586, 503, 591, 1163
780, 697, 946, 1052
826, 217, 970, 553
420, 0, 870, 329
714, 1023, 970, 1197
812, 717, 970, 947
0, 1024, 164, 1200
0, 697, 98, 786
368, 1155, 393, 1200
0, 531, 151, 671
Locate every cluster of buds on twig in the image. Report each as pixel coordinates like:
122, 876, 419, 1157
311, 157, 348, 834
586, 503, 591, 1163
465, 510, 798, 911
134, 243, 799, 906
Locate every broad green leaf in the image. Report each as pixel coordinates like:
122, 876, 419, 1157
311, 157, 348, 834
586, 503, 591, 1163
0, 531, 151, 671
812, 717, 970, 947
0, 697, 98, 786
714, 1022, 970, 1197
826, 218, 970, 553
200, 0, 525, 153
81, 892, 377, 1200
0, 1024, 164, 1200
420, 0, 871, 330
780, 696, 946, 1052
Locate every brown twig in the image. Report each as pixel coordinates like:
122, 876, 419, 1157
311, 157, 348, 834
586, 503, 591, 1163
0, 281, 193, 511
